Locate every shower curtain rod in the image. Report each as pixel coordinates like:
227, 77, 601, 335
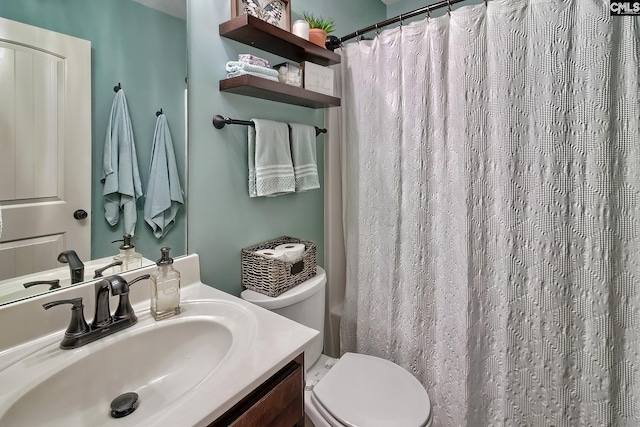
329, 0, 480, 49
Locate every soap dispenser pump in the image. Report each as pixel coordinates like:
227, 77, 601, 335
112, 234, 143, 272
150, 247, 181, 320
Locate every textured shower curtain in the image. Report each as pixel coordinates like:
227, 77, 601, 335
337, 1, 640, 425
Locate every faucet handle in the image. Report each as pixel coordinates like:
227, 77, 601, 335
24, 279, 61, 290
110, 274, 151, 295
43, 297, 83, 310
113, 274, 150, 323
94, 261, 123, 278
128, 274, 151, 287
43, 297, 90, 336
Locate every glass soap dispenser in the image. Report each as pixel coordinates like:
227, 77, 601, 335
150, 247, 181, 320
112, 234, 142, 272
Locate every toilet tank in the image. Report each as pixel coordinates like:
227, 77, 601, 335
241, 267, 326, 369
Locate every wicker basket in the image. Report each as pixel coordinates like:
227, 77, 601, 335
241, 236, 317, 297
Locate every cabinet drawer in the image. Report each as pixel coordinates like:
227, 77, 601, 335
211, 354, 304, 427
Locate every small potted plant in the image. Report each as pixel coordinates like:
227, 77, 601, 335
303, 12, 335, 48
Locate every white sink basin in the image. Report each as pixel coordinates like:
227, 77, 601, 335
0, 300, 256, 426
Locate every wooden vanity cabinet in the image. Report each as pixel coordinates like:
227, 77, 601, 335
209, 353, 305, 427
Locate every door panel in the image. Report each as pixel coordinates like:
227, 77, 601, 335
0, 18, 91, 277
0, 235, 65, 280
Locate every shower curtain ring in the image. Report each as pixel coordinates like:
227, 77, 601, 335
485, 0, 489, 7
447, 0, 452, 15
355, 30, 360, 42
399, 14, 404, 27
375, 23, 379, 35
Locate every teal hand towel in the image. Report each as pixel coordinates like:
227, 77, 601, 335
101, 90, 143, 235
248, 119, 295, 197
144, 114, 184, 238
289, 123, 320, 192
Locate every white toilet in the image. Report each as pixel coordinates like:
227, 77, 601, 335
241, 267, 432, 427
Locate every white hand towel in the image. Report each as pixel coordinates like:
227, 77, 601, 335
226, 61, 279, 79
101, 89, 143, 235
289, 123, 320, 192
144, 114, 184, 238
227, 70, 280, 82
248, 119, 295, 197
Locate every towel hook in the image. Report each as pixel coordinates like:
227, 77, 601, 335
156, 108, 163, 117
113, 82, 121, 93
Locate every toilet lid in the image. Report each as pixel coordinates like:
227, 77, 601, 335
312, 353, 431, 427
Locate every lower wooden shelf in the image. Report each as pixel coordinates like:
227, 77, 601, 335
219, 75, 340, 109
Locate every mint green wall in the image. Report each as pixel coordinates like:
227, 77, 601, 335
187, 0, 386, 295
387, 0, 484, 19
0, 0, 186, 263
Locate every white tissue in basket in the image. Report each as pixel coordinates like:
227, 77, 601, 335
255, 249, 287, 260
275, 243, 305, 262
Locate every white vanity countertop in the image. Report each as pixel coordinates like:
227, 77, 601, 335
0, 254, 319, 427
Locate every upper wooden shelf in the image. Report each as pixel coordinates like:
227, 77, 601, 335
220, 15, 341, 67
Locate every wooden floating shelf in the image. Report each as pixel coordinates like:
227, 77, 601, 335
220, 75, 341, 109
220, 15, 341, 66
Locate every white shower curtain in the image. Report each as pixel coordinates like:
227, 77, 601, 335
336, 1, 640, 425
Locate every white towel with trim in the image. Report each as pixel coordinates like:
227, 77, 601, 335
289, 123, 320, 192
248, 119, 295, 197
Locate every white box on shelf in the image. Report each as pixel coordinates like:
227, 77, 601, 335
302, 62, 334, 96
274, 62, 303, 87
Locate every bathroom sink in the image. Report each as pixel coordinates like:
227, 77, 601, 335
0, 300, 256, 427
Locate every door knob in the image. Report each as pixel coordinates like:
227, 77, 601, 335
73, 209, 88, 220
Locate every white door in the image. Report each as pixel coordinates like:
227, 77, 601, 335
0, 17, 91, 280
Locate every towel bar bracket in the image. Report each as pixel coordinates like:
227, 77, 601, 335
212, 115, 226, 129
212, 115, 327, 136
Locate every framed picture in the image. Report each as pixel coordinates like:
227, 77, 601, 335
231, 0, 291, 32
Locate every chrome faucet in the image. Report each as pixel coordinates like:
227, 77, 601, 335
43, 274, 150, 349
57, 250, 85, 284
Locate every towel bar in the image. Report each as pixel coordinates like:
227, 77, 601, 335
212, 115, 327, 136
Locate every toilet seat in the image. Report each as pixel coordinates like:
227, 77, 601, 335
310, 353, 431, 427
